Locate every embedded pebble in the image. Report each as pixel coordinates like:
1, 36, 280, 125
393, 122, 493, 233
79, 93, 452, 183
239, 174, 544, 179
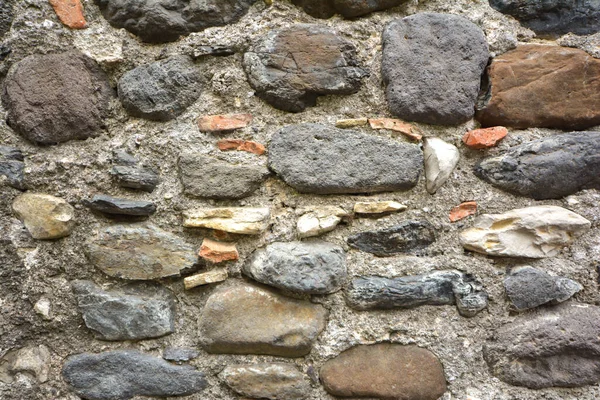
184, 269, 229, 290
0, 146, 25, 190
183, 207, 270, 234
199, 239, 239, 263
423, 137, 460, 194
296, 206, 349, 238
221, 363, 310, 400
12, 193, 75, 239
463, 127, 507, 149
198, 114, 252, 132
9, 345, 51, 383
353, 201, 407, 215
49, 0, 87, 29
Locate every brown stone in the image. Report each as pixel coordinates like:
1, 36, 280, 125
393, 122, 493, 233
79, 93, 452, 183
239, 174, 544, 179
476, 45, 600, 130
369, 118, 422, 140
462, 127, 507, 149
217, 139, 266, 155
449, 201, 477, 222
320, 344, 447, 400
198, 114, 252, 132
49, 0, 87, 29
199, 238, 239, 263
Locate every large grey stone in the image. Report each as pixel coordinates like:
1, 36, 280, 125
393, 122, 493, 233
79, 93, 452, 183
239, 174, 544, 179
0, 146, 25, 190
268, 124, 422, 194
243, 241, 347, 294
475, 132, 600, 200
347, 220, 435, 256
71, 280, 175, 340
382, 13, 489, 125
62, 350, 206, 400
221, 363, 310, 400
293, 0, 407, 18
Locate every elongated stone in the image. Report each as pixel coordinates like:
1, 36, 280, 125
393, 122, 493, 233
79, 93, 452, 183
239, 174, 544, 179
184, 269, 228, 290
12, 193, 75, 239
183, 207, 270, 235
82, 194, 156, 216
293, 0, 407, 18
111, 165, 159, 193
423, 137, 460, 194
353, 201, 407, 215
221, 363, 310, 400
347, 220, 435, 256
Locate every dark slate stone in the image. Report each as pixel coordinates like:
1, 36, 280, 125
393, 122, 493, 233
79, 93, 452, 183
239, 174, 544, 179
2, 51, 112, 144
243, 241, 347, 294
474, 132, 600, 200
345, 270, 488, 317
111, 166, 159, 192
82, 194, 156, 216
489, 0, 600, 36
94, 0, 257, 43
268, 123, 422, 194
293, 0, 407, 18
62, 350, 206, 400
163, 348, 199, 363
0, 0, 13, 37
483, 302, 600, 388
118, 56, 201, 121
347, 220, 435, 256
193, 45, 236, 58
113, 149, 138, 166
382, 13, 489, 125
0, 146, 25, 190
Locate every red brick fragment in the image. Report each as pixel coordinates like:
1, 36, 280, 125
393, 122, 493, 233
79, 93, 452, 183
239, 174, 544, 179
217, 139, 266, 155
368, 118, 422, 141
449, 201, 477, 222
198, 114, 252, 133
199, 238, 239, 263
49, 0, 87, 29
462, 127, 507, 149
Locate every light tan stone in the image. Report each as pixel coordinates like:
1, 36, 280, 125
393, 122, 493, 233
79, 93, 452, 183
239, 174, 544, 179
184, 269, 228, 290
12, 193, 75, 239
221, 363, 310, 400
353, 201, 407, 215
183, 207, 270, 234
297, 206, 349, 238
335, 118, 368, 128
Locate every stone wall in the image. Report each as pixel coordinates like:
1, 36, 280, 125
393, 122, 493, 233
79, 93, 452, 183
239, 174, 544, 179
1, 0, 600, 399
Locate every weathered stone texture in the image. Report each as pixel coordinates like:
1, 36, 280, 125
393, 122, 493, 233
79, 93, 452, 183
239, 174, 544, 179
12, 193, 75, 239
183, 207, 270, 234
293, 0, 407, 18
0, 146, 25, 190
82, 194, 156, 216
348, 220, 435, 256
221, 363, 310, 400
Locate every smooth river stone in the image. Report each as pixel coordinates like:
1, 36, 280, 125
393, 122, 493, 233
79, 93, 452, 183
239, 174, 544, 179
347, 220, 436, 256
12, 193, 75, 239
221, 363, 310, 400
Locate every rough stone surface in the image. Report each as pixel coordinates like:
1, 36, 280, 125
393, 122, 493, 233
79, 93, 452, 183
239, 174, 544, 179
163, 348, 199, 363
9, 345, 51, 383
71, 280, 175, 340
382, 13, 489, 125
243, 241, 347, 294
293, 0, 407, 18
348, 220, 436, 256
0, 146, 25, 190
49, 0, 87, 29
118, 56, 201, 121
200, 283, 327, 356
2, 51, 112, 144
62, 350, 206, 400
198, 114, 252, 132
82, 194, 156, 216
460, 206, 591, 258
221, 363, 310, 400
268, 123, 422, 194
199, 238, 238, 263
476, 45, 600, 130
423, 137, 460, 194
243, 25, 368, 112
111, 165, 159, 193
183, 207, 270, 234
0, 1, 12, 37
86, 224, 198, 279
449, 201, 477, 223
463, 127, 507, 149
296, 206, 349, 238
474, 131, 600, 200
12, 193, 75, 240
184, 268, 228, 290
368, 117, 420, 140
320, 344, 447, 399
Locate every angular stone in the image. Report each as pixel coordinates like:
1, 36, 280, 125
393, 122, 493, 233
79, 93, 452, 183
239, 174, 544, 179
296, 206, 349, 238
199, 239, 239, 263
463, 127, 507, 149
476, 45, 600, 130
320, 344, 447, 399
12, 193, 75, 240
86, 225, 198, 280
118, 56, 201, 121
460, 206, 590, 258
449, 201, 477, 223
163, 348, 199, 363
111, 165, 159, 193
71, 280, 175, 340
268, 123, 422, 194
368, 118, 421, 141
243, 25, 367, 112
198, 114, 252, 132
62, 350, 206, 400
483, 302, 600, 388
217, 139, 265, 155
348, 220, 435, 257
353, 201, 407, 215
183, 207, 270, 235
94, 0, 257, 43
34, 297, 52, 321
335, 118, 368, 128
184, 269, 228, 290
0, 146, 25, 190
49, 0, 87, 29
178, 153, 268, 199
200, 283, 327, 357
504, 266, 582, 311
0, 1, 12, 37
243, 241, 347, 294
2, 51, 112, 144
9, 345, 51, 383
382, 13, 489, 125
221, 363, 310, 400
423, 137, 460, 194
293, 0, 407, 19
474, 131, 600, 200
82, 194, 156, 216
345, 270, 488, 317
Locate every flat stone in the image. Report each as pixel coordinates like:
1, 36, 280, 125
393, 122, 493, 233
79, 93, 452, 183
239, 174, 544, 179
353, 201, 407, 215
0, 146, 25, 190
184, 268, 228, 290
463, 127, 507, 149
221, 363, 310, 400
483, 302, 600, 388
268, 123, 422, 194
82, 194, 156, 216
243, 241, 347, 294
449, 201, 477, 223
345, 270, 488, 317
72, 280, 175, 340
49, 0, 87, 29
476, 45, 600, 130
423, 137, 460, 194
217, 139, 265, 155
460, 206, 590, 258
297, 206, 349, 238
118, 56, 201, 121
243, 25, 367, 112
504, 266, 582, 311
111, 165, 159, 193
348, 220, 436, 257
62, 350, 206, 400
94, 0, 257, 43
474, 131, 600, 200
200, 283, 327, 357
183, 207, 270, 235
12, 193, 75, 239
199, 238, 239, 263
335, 118, 368, 128
178, 153, 268, 199
163, 348, 199, 363
382, 13, 489, 125
293, 0, 406, 18
320, 344, 447, 399
86, 224, 198, 280
198, 114, 252, 132
368, 118, 421, 141
9, 345, 51, 383
2, 51, 112, 144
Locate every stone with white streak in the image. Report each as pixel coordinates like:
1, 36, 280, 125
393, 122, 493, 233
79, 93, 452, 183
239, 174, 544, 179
183, 207, 270, 234
297, 206, 349, 238
353, 201, 407, 215
423, 137, 460, 194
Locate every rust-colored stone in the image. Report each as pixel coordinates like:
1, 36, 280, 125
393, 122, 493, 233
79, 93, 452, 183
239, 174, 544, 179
449, 201, 477, 222
198, 114, 252, 133
217, 139, 266, 155
369, 118, 422, 140
462, 127, 507, 149
49, 0, 87, 29
199, 238, 239, 263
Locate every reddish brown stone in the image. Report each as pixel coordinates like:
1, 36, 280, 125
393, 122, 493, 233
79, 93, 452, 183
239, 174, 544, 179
462, 127, 507, 149
198, 114, 252, 133
449, 201, 477, 222
369, 117, 422, 141
476, 45, 600, 130
217, 139, 266, 155
199, 238, 239, 263
49, 0, 87, 29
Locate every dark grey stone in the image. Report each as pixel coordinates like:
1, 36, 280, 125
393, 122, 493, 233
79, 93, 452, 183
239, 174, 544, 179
483, 302, 600, 388
118, 56, 201, 121
347, 220, 435, 256
0, 0, 13, 37
489, 0, 600, 36
112, 149, 137, 166
504, 266, 582, 311
94, 0, 257, 43
293, 0, 407, 18
243, 241, 347, 294
382, 13, 489, 125
178, 153, 269, 199
475, 131, 600, 200
268, 124, 422, 194
62, 350, 206, 400
345, 270, 488, 317
163, 348, 199, 363
0, 146, 25, 190
82, 194, 156, 216
111, 165, 159, 192
193, 45, 236, 58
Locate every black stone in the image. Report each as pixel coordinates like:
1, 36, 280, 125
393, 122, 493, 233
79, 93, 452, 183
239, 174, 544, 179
163, 348, 199, 363
194, 46, 236, 58
293, 0, 407, 18
83, 194, 156, 216
0, 146, 25, 190
347, 220, 435, 256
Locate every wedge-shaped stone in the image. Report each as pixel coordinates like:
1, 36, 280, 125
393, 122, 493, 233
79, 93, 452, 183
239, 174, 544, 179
354, 201, 407, 215
221, 363, 310, 400
12, 193, 75, 239
297, 206, 349, 238
183, 207, 270, 235
460, 206, 590, 258
200, 283, 327, 357
348, 220, 435, 256
423, 137, 460, 194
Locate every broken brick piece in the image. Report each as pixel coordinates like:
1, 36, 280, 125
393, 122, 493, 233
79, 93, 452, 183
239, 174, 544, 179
198, 114, 252, 133
217, 139, 266, 155
199, 238, 239, 263
449, 201, 477, 222
368, 118, 422, 141
462, 127, 507, 149
49, 0, 87, 29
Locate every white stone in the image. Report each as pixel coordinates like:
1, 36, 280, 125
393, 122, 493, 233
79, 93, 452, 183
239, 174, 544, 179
353, 201, 407, 215
423, 137, 460, 194
73, 29, 124, 65
184, 269, 228, 290
460, 205, 591, 258
9, 345, 51, 383
183, 207, 270, 234
34, 298, 52, 320
297, 206, 349, 238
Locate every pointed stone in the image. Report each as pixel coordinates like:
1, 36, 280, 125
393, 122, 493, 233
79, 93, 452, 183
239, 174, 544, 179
221, 363, 310, 400
424, 137, 460, 194
82, 194, 156, 216
449, 201, 477, 222
183, 207, 270, 235
297, 206, 349, 238
12, 193, 75, 239
353, 201, 407, 215
335, 118, 368, 128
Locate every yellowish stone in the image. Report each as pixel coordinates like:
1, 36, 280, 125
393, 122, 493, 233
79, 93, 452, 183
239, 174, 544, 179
12, 193, 75, 239
353, 201, 407, 215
